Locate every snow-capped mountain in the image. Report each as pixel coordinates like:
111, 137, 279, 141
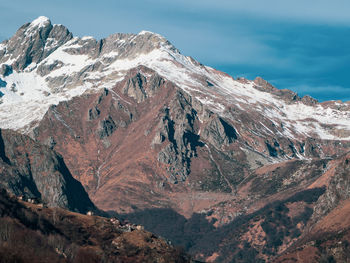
2, 16, 350, 262
1, 16, 350, 142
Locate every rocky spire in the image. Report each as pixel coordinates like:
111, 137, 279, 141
0, 16, 73, 71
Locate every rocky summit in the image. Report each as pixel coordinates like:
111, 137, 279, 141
1, 16, 350, 262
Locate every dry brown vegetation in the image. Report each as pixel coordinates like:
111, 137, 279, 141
0, 188, 193, 263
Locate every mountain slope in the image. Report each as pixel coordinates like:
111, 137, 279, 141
275, 152, 350, 262
0, 188, 193, 263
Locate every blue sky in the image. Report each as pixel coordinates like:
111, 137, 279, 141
1, 0, 350, 101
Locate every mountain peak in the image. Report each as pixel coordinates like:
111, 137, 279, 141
29, 16, 51, 29
138, 30, 155, 35
138, 30, 165, 39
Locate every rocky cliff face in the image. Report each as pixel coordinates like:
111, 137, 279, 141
1, 16, 350, 262
0, 129, 95, 213
273, 152, 350, 263
0, 17, 72, 71
311, 152, 350, 223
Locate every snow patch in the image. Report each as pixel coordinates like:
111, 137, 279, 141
138, 30, 155, 35
42, 45, 94, 78
102, 51, 119, 58
29, 16, 50, 29
81, 36, 94, 41
0, 69, 94, 132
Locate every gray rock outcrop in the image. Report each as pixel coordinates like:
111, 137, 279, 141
0, 128, 95, 213
201, 115, 237, 149
0, 17, 72, 71
155, 91, 204, 182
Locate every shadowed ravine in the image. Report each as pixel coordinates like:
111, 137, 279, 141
119, 188, 326, 262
